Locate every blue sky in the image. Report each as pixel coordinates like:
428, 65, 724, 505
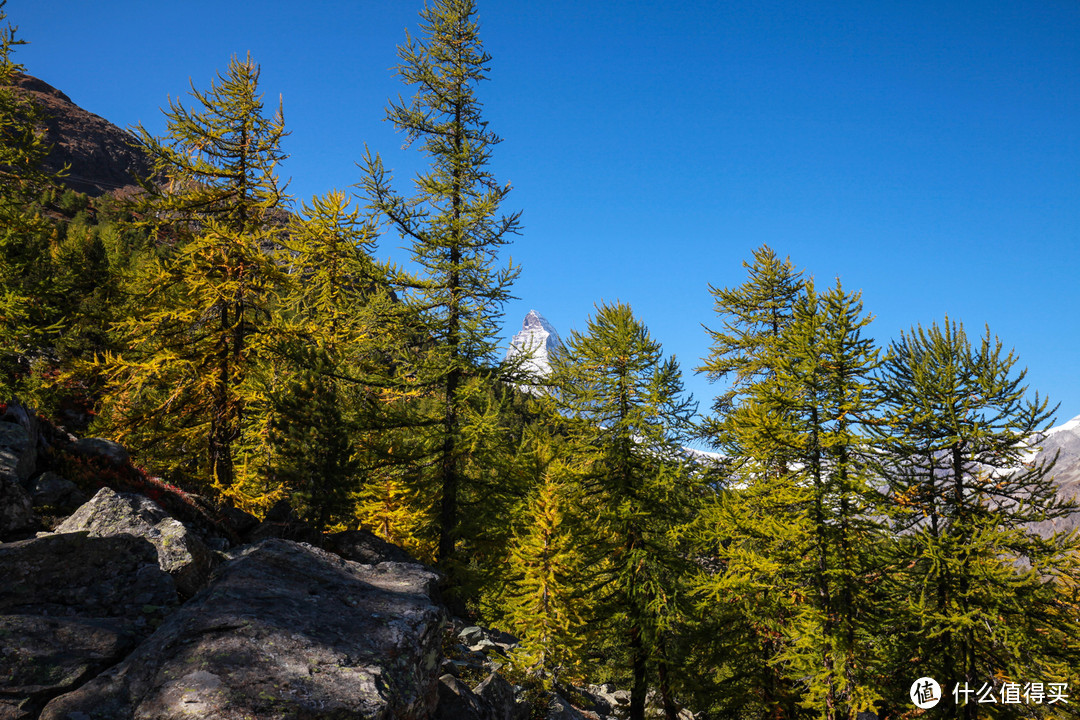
11, 1, 1080, 424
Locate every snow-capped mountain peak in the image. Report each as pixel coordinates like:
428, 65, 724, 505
506, 310, 562, 378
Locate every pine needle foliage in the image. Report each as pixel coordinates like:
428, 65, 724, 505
698, 244, 806, 445
0, 2, 64, 395
269, 190, 396, 530
550, 301, 698, 720
356, 468, 438, 563
505, 429, 589, 684
759, 280, 888, 718
279, 191, 381, 355
131, 54, 287, 241
872, 319, 1080, 719
693, 247, 810, 718
96, 55, 288, 499
359, 0, 521, 585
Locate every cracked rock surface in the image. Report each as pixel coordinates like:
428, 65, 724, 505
39, 539, 446, 720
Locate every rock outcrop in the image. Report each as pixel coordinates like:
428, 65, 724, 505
54, 487, 216, 598
40, 539, 446, 720
1029, 414, 1080, 536
26, 471, 86, 511
0, 532, 176, 718
0, 473, 34, 537
14, 73, 151, 197
0, 419, 36, 482
325, 527, 421, 565
0, 414, 39, 537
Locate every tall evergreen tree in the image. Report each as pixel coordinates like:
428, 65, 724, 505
0, 2, 63, 395
550, 301, 698, 720
762, 280, 887, 718
873, 319, 1080, 719
693, 246, 809, 718
268, 190, 387, 529
360, 0, 521, 584
504, 427, 589, 682
698, 244, 805, 450
97, 55, 288, 499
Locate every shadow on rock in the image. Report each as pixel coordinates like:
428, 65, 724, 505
39, 539, 447, 720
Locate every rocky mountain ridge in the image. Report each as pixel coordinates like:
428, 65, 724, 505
1030, 413, 1080, 535
14, 72, 151, 197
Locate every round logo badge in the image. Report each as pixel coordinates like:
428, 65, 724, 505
910, 677, 942, 709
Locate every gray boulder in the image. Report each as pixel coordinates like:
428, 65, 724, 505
587, 683, 630, 714
0, 472, 34, 537
55, 487, 214, 598
458, 623, 518, 655
0, 532, 175, 718
40, 539, 446, 720
0, 532, 176, 619
475, 671, 529, 720
0, 418, 35, 482
325, 527, 421, 565
0, 411, 43, 538
28, 471, 87, 510
0, 616, 138, 720
435, 674, 490, 720
547, 693, 587, 720
71, 437, 129, 465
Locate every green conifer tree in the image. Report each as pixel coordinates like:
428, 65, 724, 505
97, 55, 288, 499
693, 246, 808, 718
873, 320, 1080, 719
698, 244, 805, 450
360, 0, 521, 585
267, 190, 389, 529
763, 281, 887, 718
550, 301, 698, 720
278, 191, 382, 357
0, 2, 63, 395
505, 428, 589, 682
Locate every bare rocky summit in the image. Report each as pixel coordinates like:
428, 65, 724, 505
14, 72, 151, 197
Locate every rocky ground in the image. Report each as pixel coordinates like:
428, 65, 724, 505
0, 404, 693, 720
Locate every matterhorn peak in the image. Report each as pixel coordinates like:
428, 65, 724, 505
506, 310, 563, 379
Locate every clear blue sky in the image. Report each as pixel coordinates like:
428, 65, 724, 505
11, 1, 1080, 423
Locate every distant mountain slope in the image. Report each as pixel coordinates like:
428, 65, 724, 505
15, 72, 151, 197
1030, 414, 1080, 536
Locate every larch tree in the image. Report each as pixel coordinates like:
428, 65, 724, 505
550, 301, 698, 720
269, 190, 388, 530
698, 244, 805, 453
760, 280, 888, 718
0, 1, 63, 396
872, 320, 1080, 719
692, 246, 809, 719
97, 54, 288, 502
697, 275, 889, 720
504, 426, 589, 683
360, 0, 520, 586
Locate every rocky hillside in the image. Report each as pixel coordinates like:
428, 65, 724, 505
1029, 414, 1080, 536
0, 404, 674, 720
14, 72, 151, 197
